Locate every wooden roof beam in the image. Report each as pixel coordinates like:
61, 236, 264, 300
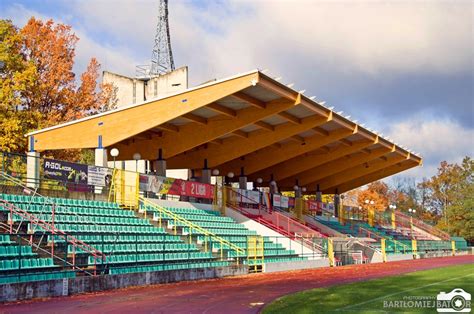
254, 121, 274, 131
206, 103, 237, 117
232, 130, 249, 138
156, 123, 179, 133
182, 113, 208, 125
231, 92, 266, 109
278, 112, 301, 124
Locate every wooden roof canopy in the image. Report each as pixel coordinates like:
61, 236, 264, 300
27, 70, 422, 194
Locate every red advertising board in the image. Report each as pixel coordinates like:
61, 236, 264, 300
307, 200, 321, 212
139, 175, 215, 199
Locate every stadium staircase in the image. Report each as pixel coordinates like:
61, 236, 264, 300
140, 197, 308, 272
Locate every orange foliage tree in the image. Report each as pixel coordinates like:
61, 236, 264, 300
0, 18, 116, 159
357, 181, 389, 212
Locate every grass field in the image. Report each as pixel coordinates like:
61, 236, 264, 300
263, 264, 474, 314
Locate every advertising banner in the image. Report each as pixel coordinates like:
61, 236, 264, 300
273, 194, 281, 207
280, 196, 289, 208
307, 200, 322, 214
139, 175, 215, 199
87, 166, 113, 187
43, 159, 88, 186
234, 189, 260, 204
288, 197, 295, 207
263, 192, 271, 209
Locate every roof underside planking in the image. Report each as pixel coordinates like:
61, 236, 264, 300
27, 70, 422, 194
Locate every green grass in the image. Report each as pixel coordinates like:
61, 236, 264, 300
263, 264, 474, 314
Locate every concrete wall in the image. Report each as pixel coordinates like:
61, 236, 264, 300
303, 215, 345, 237
0, 265, 247, 303
145, 66, 188, 99
225, 207, 321, 258
103, 66, 188, 109
103, 71, 145, 107
264, 258, 329, 273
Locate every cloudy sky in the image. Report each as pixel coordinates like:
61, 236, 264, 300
2, 0, 473, 183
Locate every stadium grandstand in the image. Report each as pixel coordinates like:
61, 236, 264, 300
0, 69, 469, 302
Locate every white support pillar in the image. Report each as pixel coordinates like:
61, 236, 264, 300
94, 148, 108, 194
26, 151, 40, 189
94, 148, 108, 167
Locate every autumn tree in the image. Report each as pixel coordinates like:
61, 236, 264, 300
0, 18, 116, 158
0, 20, 40, 152
357, 181, 389, 212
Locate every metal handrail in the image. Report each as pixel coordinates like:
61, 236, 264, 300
0, 172, 106, 269
395, 211, 450, 240
226, 189, 326, 253
139, 197, 245, 257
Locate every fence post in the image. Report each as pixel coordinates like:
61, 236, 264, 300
328, 238, 335, 267
451, 240, 456, 256
412, 239, 417, 259
381, 238, 387, 263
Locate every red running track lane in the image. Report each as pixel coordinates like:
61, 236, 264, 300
1, 255, 473, 314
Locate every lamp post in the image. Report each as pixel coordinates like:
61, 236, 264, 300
226, 172, 234, 187
110, 148, 119, 169
408, 208, 416, 239
255, 177, 263, 192
132, 153, 141, 173
365, 199, 375, 226
389, 204, 397, 229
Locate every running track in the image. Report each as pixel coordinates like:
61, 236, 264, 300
1, 255, 472, 314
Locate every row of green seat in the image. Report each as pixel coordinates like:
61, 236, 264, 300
69, 243, 197, 254
144, 206, 220, 217
49, 234, 183, 244
34, 224, 165, 234
0, 258, 56, 270
209, 241, 284, 250
0, 235, 12, 244
90, 251, 214, 264
153, 212, 234, 223
0, 193, 117, 209
182, 227, 256, 236
0, 245, 36, 257
12, 204, 135, 218
11, 213, 149, 226
0, 271, 75, 285
109, 261, 230, 275
169, 220, 249, 230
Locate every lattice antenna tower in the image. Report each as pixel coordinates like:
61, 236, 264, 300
150, 0, 175, 76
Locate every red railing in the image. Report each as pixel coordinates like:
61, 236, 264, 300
0, 172, 106, 274
0, 198, 106, 275
226, 188, 326, 252
357, 226, 384, 240
395, 211, 450, 240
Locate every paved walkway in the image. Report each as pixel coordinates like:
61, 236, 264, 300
1, 255, 472, 314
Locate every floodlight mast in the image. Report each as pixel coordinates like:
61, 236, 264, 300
150, 0, 175, 76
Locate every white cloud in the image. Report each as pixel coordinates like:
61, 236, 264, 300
1, 3, 139, 78
387, 116, 474, 179
67, 1, 473, 84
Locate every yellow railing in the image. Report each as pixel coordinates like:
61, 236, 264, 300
247, 235, 264, 272
109, 168, 139, 209
139, 197, 245, 260
387, 238, 410, 254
